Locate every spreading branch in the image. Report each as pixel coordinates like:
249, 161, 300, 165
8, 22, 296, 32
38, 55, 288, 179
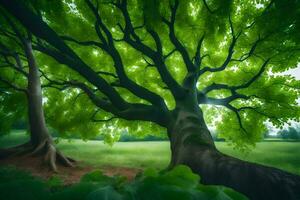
238, 106, 282, 124
162, 0, 196, 73
39, 66, 169, 126
200, 58, 270, 95
198, 15, 242, 76
1, 0, 133, 111
114, 0, 185, 99
84, 0, 168, 108
197, 59, 271, 133
0, 76, 27, 93
0, 43, 28, 77
193, 35, 205, 68
227, 104, 248, 134
91, 109, 117, 122
60, 35, 104, 48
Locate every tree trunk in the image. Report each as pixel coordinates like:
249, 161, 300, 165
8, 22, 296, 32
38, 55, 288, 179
25, 40, 75, 171
168, 106, 300, 200
26, 39, 52, 148
0, 40, 74, 172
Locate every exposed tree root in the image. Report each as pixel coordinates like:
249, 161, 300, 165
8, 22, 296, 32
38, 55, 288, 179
0, 139, 75, 172
30, 139, 75, 172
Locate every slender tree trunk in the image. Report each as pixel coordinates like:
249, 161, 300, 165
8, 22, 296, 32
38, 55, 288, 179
23, 40, 75, 171
168, 102, 300, 200
26, 40, 51, 148
0, 40, 74, 171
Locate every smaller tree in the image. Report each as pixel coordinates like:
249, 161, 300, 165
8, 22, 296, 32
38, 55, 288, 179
0, 14, 74, 171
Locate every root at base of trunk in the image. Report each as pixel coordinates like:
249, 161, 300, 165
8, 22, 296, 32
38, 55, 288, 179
175, 145, 300, 200
32, 139, 75, 172
0, 139, 75, 172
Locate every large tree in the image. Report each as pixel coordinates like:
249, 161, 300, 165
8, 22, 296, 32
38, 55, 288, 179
0, 13, 74, 171
1, 0, 300, 199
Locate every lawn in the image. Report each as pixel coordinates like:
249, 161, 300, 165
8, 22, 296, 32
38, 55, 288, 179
1, 131, 300, 175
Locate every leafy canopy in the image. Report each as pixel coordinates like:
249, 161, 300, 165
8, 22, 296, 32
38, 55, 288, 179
0, 0, 300, 149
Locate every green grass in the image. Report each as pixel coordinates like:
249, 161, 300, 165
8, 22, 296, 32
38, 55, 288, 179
1, 131, 300, 175
0, 130, 30, 148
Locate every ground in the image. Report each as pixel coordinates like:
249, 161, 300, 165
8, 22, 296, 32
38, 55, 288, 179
0, 131, 300, 184
0, 155, 141, 184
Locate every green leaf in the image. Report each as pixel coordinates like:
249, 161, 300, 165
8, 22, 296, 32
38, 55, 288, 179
86, 186, 123, 200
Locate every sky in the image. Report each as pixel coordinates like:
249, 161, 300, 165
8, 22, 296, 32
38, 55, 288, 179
281, 64, 300, 79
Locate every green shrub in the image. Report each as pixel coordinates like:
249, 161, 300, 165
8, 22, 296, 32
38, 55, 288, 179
124, 166, 247, 200
50, 182, 100, 200
0, 180, 50, 200
0, 167, 50, 200
0, 166, 248, 200
0, 166, 34, 183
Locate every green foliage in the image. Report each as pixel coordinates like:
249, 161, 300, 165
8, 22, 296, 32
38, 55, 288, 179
0, 16, 29, 136
86, 186, 123, 200
0, 167, 50, 200
0, 92, 27, 135
0, 166, 35, 183
50, 183, 100, 200
1, 0, 300, 149
46, 175, 64, 188
0, 165, 247, 200
0, 45, 27, 135
49, 0, 300, 148
80, 170, 116, 184
0, 180, 50, 200
125, 165, 247, 200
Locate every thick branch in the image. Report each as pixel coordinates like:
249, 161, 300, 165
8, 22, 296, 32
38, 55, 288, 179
42, 76, 170, 126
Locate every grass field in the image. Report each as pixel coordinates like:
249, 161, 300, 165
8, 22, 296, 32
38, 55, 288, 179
1, 131, 300, 175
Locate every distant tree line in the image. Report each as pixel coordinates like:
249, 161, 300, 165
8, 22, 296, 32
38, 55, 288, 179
264, 126, 300, 140
10, 119, 300, 141
278, 127, 300, 140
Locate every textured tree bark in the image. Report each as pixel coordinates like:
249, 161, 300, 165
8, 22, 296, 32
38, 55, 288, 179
168, 106, 300, 200
25, 40, 51, 148
24, 40, 75, 171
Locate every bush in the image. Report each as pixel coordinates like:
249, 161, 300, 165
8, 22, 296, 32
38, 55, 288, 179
0, 167, 50, 200
0, 166, 248, 200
